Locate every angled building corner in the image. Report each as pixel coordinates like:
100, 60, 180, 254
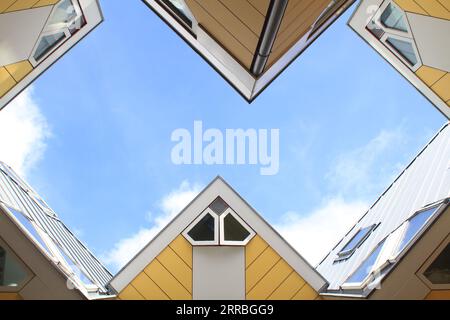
316, 122, 450, 300
142, 0, 355, 102
110, 176, 328, 300
348, 0, 450, 119
0, 0, 103, 111
0, 162, 114, 300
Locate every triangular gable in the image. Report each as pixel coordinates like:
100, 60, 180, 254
110, 177, 327, 300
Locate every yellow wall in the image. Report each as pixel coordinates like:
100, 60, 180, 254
416, 66, 450, 107
119, 233, 320, 300
0, 0, 59, 13
425, 290, 450, 300
0, 61, 33, 98
0, 293, 22, 300
245, 235, 319, 300
394, 0, 450, 19
118, 235, 193, 300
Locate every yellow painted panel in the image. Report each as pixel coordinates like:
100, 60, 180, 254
0, 0, 17, 12
0, 67, 16, 98
157, 246, 192, 293
416, 65, 447, 87
245, 235, 268, 268
169, 235, 192, 268
219, 0, 266, 35
247, 259, 293, 300
118, 285, 145, 300
440, 0, 450, 11
0, 293, 22, 300
413, 0, 450, 19
268, 272, 306, 300
189, 0, 259, 51
246, 246, 280, 293
145, 259, 191, 300
185, 0, 254, 68
432, 73, 450, 101
33, 0, 60, 7
426, 290, 450, 300
5, 60, 33, 82
292, 283, 318, 300
4, 0, 41, 12
393, 0, 428, 15
247, 0, 270, 16
131, 272, 169, 300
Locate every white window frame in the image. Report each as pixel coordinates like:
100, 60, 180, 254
219, 209, 255, 246
29, 0, 84, 66
183, 209, 219, 246
368, 0, 422, 71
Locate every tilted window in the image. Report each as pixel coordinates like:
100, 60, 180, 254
335, 224, 378, 262
0, 239, 31, 291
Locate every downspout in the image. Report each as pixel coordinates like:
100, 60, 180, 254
251, 0, 289, 77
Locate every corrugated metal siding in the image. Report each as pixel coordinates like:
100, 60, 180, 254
0, 163, 112, 292
317, 123, 450, 290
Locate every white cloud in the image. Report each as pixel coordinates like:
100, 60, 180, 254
0, 87, 50, 177
276, 127, 409, 266
275, 197, 369, 266
102, 180, 201, 271
326, 127, 406, 197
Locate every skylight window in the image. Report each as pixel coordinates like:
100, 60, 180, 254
346, 239, 385, 284
335, 224, 377, 262
396, 206, 439, 255
6, 206, 51, 255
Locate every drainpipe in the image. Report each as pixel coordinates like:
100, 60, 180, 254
251, 0, 289, 77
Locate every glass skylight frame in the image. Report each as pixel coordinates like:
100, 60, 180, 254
219, 209, 255, 246
341, 199, 448, 290
335, 224, 378, 262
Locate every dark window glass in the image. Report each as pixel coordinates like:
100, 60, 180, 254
386, 37, 417, 66
187, 213, 215, 241
224, 214, 250, 241
347, 240, 385, 283
397, 206, 438, 254
424, 243, 450, 284
0, 244, 28, 287
209, 197, 229, 215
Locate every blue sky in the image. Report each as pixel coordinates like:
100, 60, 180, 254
1, 1, 446, 271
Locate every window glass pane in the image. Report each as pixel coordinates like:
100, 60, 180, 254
347, 240, 385, 283
224, 214, 250, 241
397, 207, 438, 254
48, 0, 77, 25
209, 197, 229, 215
187, 213, 215, 241
424, 243, 450, 284
386, 37, 417, 66
380, 3, 408, 32
7, 207, 51, 254
340, 225, 375, 254
34, 32, 66, 61
0, 245, 28, 288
